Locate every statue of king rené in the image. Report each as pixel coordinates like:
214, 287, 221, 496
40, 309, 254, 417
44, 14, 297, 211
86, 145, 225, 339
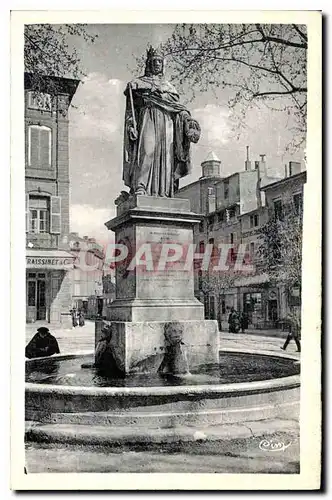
122, 46, 201, 198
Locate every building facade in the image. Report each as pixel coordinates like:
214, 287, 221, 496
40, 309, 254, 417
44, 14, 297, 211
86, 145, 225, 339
25, 74, 80, 325
176, 149, 305, 332
68, 233, 104, 313
260, 166, 306, 322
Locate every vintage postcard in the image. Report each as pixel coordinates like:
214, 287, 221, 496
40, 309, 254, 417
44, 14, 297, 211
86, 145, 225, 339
10, 9, 322, 490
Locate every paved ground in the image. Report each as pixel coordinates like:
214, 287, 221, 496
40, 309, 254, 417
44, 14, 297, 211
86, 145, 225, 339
25, 322, 300, 474
26, 321, 301, 358
26, 431, 300, 473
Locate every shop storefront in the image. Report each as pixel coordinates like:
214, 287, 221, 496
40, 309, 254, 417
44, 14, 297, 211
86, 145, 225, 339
26, 249, 75, 324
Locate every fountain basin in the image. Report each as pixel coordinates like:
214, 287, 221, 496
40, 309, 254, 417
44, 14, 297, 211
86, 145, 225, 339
26, 349, 300, 429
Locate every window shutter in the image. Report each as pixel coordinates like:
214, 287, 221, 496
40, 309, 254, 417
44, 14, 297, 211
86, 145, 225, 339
50, 196, 61, 234
25, 194, 29, 232
40, 128, 51, 167
29, 127, 40, 166
28, 126, 51, 168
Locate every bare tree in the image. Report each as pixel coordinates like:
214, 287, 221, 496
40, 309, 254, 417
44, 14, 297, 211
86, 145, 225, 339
24, 24, 97, 91
161, 24, 307, 150
257, 208, 303, 293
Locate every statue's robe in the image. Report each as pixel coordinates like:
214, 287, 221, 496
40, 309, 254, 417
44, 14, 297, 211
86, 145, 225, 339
123, 75, 192, 197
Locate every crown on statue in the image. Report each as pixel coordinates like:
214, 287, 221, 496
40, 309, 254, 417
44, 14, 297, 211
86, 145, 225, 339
146, 45, 163, 62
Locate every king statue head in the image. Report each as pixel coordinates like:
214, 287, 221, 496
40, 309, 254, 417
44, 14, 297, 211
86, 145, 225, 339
145, 46, 164, 77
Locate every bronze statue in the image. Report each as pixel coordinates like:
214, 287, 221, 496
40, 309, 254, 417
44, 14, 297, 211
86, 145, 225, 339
123, 46, 200, 198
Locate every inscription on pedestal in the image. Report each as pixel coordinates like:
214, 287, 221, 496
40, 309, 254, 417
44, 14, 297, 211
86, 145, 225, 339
136, 225, 194, 300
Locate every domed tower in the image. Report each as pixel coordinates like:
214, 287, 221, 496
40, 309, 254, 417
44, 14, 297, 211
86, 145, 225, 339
200, 151, 221, 178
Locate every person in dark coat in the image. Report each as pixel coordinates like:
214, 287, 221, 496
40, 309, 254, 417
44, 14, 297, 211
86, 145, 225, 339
281, 311, 301, 352
25, 327, 60, 359
78, 309, 85, 327
228, 308, 240, 333
240, 311, 249, 333
70, 307, 78, 328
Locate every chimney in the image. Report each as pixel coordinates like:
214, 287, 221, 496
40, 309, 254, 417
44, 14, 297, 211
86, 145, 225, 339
284, 164, 288, 178
245, 146, 251, 171
258, 154, 266, 178
207, 186, 216, 213
289, 161, 301, 176
254, 155, 266, 210
201, 151, 221, 178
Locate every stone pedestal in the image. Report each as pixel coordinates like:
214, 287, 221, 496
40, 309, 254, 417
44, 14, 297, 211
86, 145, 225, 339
95, 319, 219, 374
97, 195, 219, 374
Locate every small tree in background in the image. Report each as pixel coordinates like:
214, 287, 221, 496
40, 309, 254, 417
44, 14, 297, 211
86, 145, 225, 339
162, 23, 307, 150
257, 208, 303, 295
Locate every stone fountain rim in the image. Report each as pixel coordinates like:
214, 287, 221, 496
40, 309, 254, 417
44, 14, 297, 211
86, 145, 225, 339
25, 348, 300, 397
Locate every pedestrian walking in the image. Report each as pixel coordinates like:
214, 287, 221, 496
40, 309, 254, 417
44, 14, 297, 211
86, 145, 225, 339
280, 310, 301, 352
240, 311, 249, 333
228, 308, 240, 333
70, 307, 78, 328
25, 327, 60, 359
78, 309, 85, 327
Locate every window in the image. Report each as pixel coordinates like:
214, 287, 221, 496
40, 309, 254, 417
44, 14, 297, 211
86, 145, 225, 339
273, 199, 283, 219
226, 206, 236, 221
27, 281, 36, 306
250, 242, 255, 260
29, 196, 50, 234
230, 248, 236, 262
209, 296, 216, 319
219, 295, 226, 315
250, 214, 259, 228
244, 292, 262, 315
229, 233, 236, 262
198, 270, 203, 290
293, 193, 303, 215
224, 180, 229, 199
217, 211, 225, 223
28, 125, 52, 168
289, 285, 301, 306
208, 214, 215, 227
28, 91, 52, 111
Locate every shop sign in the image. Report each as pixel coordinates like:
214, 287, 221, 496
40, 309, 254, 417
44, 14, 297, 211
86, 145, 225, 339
26, 256, 74, 269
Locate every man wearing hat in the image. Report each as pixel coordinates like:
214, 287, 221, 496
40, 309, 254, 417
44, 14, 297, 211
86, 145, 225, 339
25, 327, 60, 359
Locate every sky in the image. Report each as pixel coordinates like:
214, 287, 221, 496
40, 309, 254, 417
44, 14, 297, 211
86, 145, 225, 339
66, 24, 305, 244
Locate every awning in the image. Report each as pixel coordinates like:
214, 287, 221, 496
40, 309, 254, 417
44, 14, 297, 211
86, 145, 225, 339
26, 249, 75, 270
234, 273, 269, 287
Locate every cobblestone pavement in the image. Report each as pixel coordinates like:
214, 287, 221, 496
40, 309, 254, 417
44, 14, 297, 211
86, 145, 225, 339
26, 321, 301, 359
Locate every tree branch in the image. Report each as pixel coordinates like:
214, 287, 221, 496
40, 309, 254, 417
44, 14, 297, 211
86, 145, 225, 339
253, 89, 307, 97
292, 24, 308, 43
256, 23, 307, 48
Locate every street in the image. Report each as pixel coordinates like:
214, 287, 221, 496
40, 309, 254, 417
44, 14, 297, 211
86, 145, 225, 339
26, 431, 299, 474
